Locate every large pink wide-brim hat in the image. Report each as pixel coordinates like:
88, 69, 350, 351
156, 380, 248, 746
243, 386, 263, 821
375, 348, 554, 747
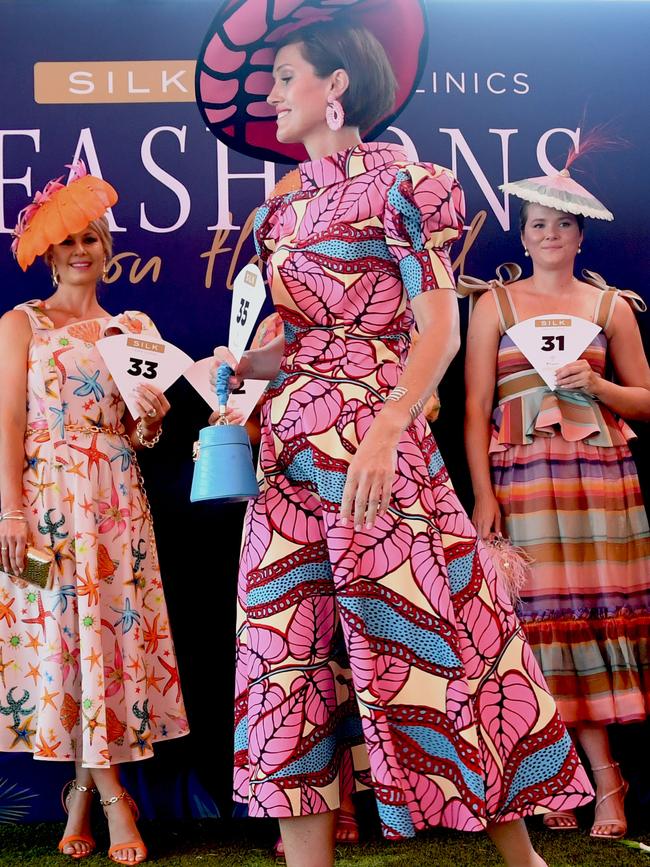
195, 0, 428, 164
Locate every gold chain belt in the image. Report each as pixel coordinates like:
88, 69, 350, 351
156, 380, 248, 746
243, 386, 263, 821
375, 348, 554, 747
25, 423, 125, 438
24, 425, 154, 528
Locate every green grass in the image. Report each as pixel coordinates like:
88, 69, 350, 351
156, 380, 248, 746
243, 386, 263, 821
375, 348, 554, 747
0, 820, 648, 866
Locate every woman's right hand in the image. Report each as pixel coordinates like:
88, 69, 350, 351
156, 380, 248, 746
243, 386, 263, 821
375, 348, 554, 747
0, 514, 29, 576
209, 347, 252, 392
472, 491, 502, 539
208, 406, 245, 426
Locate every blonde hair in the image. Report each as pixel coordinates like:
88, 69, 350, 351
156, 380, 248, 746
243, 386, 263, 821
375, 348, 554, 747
89, 215, 113, 260
43, 214, 113, 266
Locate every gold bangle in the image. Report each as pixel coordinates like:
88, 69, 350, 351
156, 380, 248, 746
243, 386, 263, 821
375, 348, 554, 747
0, 510, 27, 522
409, 398, 424, 422
384, 387, 424, 425
136, 419, 162, 448
385, 386, 408, 403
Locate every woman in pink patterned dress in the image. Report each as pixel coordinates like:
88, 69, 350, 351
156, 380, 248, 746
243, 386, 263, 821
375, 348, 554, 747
0, 165, 188, 863
202, 5, 593, 865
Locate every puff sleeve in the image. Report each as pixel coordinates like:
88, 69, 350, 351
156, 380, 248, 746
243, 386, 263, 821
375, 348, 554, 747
102, 311, 160, 337
253, 196, 287, 264
384, 163, 465, 299
253, 168, 303, 262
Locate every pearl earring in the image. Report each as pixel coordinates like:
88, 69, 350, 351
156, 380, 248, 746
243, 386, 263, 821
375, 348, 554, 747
524, 249, 530, 258
577, 246, 582, 254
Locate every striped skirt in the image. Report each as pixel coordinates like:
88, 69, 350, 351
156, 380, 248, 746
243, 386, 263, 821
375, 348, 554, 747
491, 434, 650, 725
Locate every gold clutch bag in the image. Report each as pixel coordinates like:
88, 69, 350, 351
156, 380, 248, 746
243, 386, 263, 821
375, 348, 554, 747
12, 546, 54, 590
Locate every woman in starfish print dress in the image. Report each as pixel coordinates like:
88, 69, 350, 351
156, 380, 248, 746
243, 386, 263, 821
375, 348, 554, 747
0, 169, 188, 863
208, 19, 593, 867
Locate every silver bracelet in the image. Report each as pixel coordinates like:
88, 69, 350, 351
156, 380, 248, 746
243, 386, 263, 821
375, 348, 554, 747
385, 387, 424, 424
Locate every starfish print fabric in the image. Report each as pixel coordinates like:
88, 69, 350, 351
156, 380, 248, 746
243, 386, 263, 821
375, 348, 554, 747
0, 302, 188, 767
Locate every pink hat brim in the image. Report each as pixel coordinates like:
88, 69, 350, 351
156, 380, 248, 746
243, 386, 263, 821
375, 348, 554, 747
195, 0, 428, 164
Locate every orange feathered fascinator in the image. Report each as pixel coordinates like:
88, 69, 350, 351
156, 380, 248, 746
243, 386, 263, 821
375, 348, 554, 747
11, 161, 118, 271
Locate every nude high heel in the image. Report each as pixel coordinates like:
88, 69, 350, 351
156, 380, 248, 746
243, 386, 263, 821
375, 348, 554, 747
589, 761, 629, 840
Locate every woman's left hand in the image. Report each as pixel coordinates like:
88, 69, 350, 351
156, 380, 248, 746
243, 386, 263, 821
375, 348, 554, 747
133, 384, 170, 429
555, 359, 601, 395
340, 424, 399, 530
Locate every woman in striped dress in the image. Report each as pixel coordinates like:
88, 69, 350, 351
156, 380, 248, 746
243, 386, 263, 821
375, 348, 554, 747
465, 176, 650, 839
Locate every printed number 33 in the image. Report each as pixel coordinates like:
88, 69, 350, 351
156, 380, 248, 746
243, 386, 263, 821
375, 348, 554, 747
127, 357, 159, 379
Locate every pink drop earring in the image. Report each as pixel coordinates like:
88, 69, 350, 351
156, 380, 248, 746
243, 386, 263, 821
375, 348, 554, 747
326, 99, 344, 131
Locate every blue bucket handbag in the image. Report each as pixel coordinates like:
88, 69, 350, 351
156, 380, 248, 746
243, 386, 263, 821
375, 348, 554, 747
190, 423, 259, 502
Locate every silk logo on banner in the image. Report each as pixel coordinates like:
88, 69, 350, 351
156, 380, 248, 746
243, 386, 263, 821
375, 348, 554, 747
97, 334, 194, 419
34, 61, 196, 103
506, 315, 601, 390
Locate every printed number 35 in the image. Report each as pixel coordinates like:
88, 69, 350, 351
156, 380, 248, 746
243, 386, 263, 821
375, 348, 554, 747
127, 357, 159, 379
236, 298, 250, 326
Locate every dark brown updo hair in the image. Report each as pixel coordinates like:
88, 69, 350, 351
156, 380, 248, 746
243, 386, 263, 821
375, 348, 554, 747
277, 22, 397, 133
519, 201, 584, 234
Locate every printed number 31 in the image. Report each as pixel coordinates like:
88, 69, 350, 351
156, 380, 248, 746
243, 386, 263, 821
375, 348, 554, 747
541, 335, 565, 352
236, 299, 250, 326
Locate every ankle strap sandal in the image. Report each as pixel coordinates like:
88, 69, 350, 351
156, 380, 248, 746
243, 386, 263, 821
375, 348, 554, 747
59, 780, 98, 860
99, 788, 139, 819
590, 761, 629, 840
61, 779, 98, 814
100, 790, 147, 864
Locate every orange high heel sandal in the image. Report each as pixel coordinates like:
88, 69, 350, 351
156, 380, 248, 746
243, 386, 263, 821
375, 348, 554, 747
590, 761, 629, 840
100, 789, 147, 864
58, 779, 98, 860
